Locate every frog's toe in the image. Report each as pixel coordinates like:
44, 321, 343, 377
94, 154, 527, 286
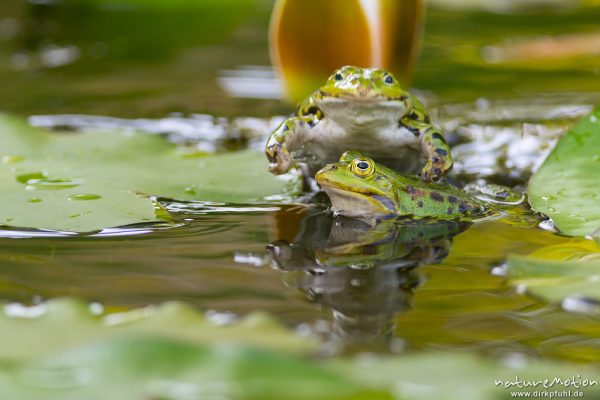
269, 160, 292, 175
421, 168, 441, 182
421, 160, 447, 182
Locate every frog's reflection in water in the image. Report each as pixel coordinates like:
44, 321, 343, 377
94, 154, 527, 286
266, 208, 470, 350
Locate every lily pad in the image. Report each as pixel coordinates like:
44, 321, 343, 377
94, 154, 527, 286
0, 337, 388, 400
528, 108, 600, 237
0, 164, 158, 233
0, 298, 316, 361
507, 240, 600, 304
0, 115, 294, 232
0, 299, 376, 400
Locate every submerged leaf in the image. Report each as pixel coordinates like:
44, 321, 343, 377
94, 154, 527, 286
0, 115, 295, 232
528, 108, 600, 237
507, 240, 600, 304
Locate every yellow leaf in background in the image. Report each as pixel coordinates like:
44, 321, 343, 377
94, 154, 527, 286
269, 0, 424, 102
379, 0, 424, 84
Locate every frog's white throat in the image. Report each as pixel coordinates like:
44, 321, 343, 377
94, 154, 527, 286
317, 98, 407, 129
320, 184, 390, 218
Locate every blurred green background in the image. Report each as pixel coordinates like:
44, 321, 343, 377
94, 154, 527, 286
1, 0, 600, 118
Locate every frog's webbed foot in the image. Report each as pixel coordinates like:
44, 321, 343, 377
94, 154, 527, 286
265, 115, 318, 175
421, 152, 453, 182
463, 181, 525, 205
266, 141, 293, 175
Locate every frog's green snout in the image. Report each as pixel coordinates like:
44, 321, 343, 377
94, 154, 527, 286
315, 164, 338, 185
349, 77, 373, 95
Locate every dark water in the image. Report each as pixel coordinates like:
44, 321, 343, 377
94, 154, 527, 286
1, 0, 600, 361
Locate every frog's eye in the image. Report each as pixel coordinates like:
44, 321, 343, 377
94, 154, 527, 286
334, 73, 344, 81
384, 75, 394, 85
351, 158, 374, 177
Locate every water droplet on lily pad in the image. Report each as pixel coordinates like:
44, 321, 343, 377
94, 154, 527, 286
26, 178, 83, 190
184, 186, 197, 195
16, 172, 47, 184
17, 172, 83, 190
68, 194, 102, 201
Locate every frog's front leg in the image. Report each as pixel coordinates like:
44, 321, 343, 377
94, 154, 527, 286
419, 124, 453, 182
400, 104, 452, 181
265, 115, 317, 175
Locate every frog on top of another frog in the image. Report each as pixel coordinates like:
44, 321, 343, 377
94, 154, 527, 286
266, 65, 453, 182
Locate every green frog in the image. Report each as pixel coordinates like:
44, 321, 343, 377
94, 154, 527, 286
315, 151, 492, 220
265, 65, 453, 182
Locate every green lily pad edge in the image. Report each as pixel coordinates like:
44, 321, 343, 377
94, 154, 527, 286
528, 107, 600, 238
0, 114, 299, 233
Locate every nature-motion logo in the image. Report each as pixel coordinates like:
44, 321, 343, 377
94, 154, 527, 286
494, 375, 598, 390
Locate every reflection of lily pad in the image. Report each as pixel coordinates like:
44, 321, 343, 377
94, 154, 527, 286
0, 115, 294, 232
507, 240, 600, 304
528, 109, 600, 237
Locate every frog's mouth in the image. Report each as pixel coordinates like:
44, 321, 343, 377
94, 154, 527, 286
317, 182, 395, 218
317, 91, 407, 104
